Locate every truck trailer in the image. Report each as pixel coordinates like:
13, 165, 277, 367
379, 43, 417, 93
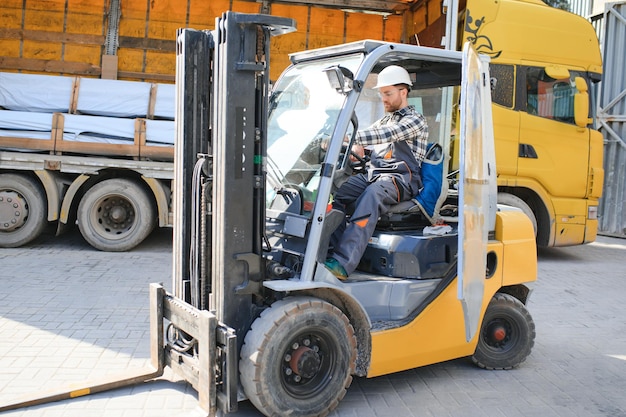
0, 72, 175, 250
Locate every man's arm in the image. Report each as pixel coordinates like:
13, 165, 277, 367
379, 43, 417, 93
355, 113, 428, 147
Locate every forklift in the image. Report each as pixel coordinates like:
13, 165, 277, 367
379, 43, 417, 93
0, 11, 537, 417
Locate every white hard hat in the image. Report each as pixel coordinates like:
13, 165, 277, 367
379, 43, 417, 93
374, 65, 412, 89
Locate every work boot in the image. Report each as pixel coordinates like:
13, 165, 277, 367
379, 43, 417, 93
324, 257, 348, 280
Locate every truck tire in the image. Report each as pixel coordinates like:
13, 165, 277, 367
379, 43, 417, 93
497, 192, 537, 236
240, 296, 357, 417
77, 178, 156, 251
0, 173, 47, 248
472, 293, 535, 370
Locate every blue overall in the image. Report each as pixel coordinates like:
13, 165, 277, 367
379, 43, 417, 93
330, 105, 428, 275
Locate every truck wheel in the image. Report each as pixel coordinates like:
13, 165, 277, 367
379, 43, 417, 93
0, 174, 47, 248
472, 293, 535, 370
77, 179, 155, 251
240, 296, 357, 417
497, 192, 537, 236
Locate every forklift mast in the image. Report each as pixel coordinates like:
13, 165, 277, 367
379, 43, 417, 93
170, 12, 296, 412
173, 13, 296, 328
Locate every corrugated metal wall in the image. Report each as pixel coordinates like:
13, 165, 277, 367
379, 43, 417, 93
597, 1, 626, 237
569, 0, 593, 17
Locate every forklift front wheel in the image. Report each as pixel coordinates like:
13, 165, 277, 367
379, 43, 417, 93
240, 296, 357, 417
472, 293, 536, 370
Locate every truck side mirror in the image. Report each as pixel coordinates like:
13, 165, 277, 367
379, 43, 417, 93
573, 76, 591, 128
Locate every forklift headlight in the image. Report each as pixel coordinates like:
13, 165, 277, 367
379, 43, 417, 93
324, 65, 355, 94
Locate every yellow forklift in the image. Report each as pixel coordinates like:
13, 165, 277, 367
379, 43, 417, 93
1, 12, 537, 417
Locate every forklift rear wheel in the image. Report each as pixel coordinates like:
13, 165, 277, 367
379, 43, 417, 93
77, 178, 156, 251
240, 296, 357, 417
472, 293, 535, 370
0, 173, 47, 248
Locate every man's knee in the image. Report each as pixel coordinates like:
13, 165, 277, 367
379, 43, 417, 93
363, 180, 398, 203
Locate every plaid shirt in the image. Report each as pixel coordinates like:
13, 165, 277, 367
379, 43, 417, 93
355, 105, 429, 164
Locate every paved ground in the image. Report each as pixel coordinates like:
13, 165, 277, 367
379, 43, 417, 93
1, 227, 625, 417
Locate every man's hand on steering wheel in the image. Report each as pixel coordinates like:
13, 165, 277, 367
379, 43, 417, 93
346, 143, 368, 172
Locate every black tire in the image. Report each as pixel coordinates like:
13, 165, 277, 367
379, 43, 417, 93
240, 296, 357, 417
0, 173, 47, 248
77, 178, 156, 251
497, 192, 537, 236
472, 293, 536, 370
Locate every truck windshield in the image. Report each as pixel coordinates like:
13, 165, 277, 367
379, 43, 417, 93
266, 55, 361, 213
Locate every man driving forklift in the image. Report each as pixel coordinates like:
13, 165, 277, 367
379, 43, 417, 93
325, 65, 430, 278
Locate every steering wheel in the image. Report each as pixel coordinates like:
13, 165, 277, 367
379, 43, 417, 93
348, 149, 368, 173
332, 145, 369, 189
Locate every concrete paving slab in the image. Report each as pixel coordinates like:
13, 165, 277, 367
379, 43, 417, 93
1, 228, 625, 417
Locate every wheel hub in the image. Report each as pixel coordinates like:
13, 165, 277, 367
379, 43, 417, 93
283, 336, 327, 388
492, 326, 507, 342
289, 345, 322, 379
109, 204, 128, 223
98, 197, 134, 232
0, 190, 28, 232
484, 319, 512, 348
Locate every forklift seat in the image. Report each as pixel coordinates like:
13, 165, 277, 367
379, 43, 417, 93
377, 142, 448, 228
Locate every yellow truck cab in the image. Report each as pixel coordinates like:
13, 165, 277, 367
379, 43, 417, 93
456, 0, 604, 247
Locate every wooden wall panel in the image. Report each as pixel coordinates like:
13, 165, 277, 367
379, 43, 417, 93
119, 0, 149, 38
231, 1, 260, 14
63, 0, 105, 70
63, 45, 102, 70
117, 0, 172, 80
67, 0, 103, 13
308, 7, 345, 49
117, 49, 145, 75
147, 1, 187, 40
189, 0, 230, 29
346, 13, 384, 43
411, 4, 428, 35
384, 14, 404, 42
0, 0, 409, 81
144, 50, 175, 79
427, 0, 443, 25
0, 40, 21, 58
64, 14, 104, 36
21, 1, 64, 65
22, 0, 63, 65
0, 3, 22, 60
269, 3, 308, 79
22, 41, 62, 61
23, 1, 65, 32
1, 5, 22, 29
2, 0, 23, 8
65, 0, 107, 36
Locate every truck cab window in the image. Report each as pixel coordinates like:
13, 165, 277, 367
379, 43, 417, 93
526, 67, 579, 124
489, 64, 514, 108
